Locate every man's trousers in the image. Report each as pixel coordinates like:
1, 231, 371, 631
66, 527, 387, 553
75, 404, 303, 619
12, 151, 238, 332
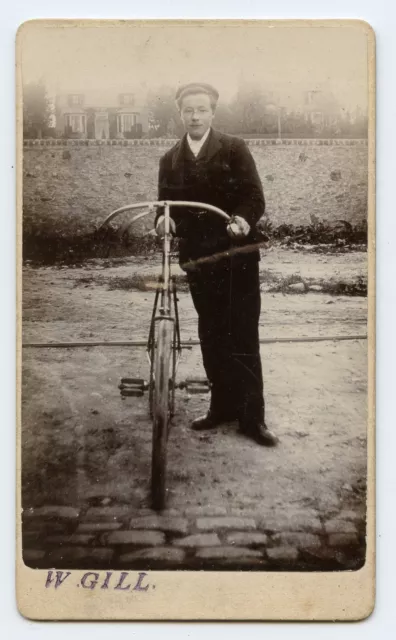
186, 258, 265, 426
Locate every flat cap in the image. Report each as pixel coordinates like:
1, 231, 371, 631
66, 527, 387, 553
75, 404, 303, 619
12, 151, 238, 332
175, 82, 219, 103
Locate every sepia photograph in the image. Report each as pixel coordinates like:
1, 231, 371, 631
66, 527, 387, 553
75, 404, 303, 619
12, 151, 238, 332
17, 18, 374, 599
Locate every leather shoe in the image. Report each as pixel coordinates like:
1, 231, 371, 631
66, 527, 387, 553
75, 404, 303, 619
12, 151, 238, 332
191, 411, 234, 431
239, 422, 279, 447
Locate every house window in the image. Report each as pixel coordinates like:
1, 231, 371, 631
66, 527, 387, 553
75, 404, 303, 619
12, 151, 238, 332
311, 111, 323, 125
120, 94, 135, 106
65, 114, 86, 134
117, 113, 137, 133
68, 94, 84, 106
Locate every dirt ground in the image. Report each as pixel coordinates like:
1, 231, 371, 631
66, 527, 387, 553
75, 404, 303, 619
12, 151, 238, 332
22, 248, 367, 526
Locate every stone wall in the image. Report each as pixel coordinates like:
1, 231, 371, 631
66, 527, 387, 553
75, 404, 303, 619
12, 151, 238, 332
23, 138, 368, 240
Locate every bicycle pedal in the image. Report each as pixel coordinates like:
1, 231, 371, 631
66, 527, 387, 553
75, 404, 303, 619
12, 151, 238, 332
119, 378, 148, 391
121, 377, 146, 386
120, 387, 144, 397
185, 377, 210, 386
119, 382, 145, 390
185, 384, 210, 394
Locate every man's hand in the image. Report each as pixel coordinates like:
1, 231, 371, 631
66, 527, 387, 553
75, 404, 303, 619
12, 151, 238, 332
155, 215, 176, 237
226, 215, 251, 239
256, 214, 272, 240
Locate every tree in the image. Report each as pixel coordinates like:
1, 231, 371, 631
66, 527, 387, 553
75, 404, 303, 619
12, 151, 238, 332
23, 80, 53, 139
229, 85, 270, 134
212, 104, 235, 133
146, 86, 183, 137
281, 111, 315, 137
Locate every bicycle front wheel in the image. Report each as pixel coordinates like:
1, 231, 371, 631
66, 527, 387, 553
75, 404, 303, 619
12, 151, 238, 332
151, 317, 173, 510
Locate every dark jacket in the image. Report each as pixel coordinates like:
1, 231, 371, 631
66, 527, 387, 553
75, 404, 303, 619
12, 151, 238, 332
157, 128, 265, 268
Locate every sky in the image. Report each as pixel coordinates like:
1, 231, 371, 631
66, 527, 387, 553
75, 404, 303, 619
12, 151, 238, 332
17, 20, 369, 111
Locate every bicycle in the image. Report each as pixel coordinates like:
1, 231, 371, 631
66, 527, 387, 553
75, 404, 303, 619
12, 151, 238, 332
100, 200, 230, 510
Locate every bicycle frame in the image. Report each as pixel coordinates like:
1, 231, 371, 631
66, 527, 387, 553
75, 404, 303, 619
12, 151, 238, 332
146, 203, 182, 416
100, 200, 230, 413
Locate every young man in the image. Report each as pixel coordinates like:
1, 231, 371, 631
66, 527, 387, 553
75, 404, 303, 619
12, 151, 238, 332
155, 82, 278, 447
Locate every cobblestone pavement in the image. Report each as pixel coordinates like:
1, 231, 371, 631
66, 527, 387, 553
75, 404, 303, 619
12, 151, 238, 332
23, 503, 365, 571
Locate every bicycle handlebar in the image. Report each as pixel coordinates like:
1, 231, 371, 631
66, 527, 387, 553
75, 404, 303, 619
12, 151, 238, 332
99, 200, 231, 231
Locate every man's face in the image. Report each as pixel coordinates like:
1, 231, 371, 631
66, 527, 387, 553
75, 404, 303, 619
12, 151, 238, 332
179, 92, 215, 140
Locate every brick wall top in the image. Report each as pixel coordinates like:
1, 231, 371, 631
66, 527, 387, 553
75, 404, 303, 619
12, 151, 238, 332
23, 137, 368, 147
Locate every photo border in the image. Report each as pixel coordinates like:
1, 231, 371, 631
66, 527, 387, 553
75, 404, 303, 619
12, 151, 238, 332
15, 17, 376, 621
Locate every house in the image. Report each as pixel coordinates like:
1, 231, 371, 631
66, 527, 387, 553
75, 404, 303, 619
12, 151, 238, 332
54, 89, 150, 139
269, 87, 343, 131
300, 89, 341, 129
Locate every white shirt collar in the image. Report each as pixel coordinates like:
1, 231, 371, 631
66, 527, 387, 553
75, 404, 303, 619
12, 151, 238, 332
187, 127, 211, 156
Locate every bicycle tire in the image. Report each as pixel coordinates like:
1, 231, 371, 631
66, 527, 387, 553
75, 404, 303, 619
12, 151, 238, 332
151, 318, 173, 510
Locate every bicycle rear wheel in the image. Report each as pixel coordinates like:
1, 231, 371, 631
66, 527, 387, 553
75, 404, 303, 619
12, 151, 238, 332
151, 317, 173, 510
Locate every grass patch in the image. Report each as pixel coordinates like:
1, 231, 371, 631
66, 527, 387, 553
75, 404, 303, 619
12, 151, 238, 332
269, 218, 367, 247
74, 272, 189, 293
73, 268, 366, 297
321, 276, 367, 297
23, 226, 160, 266
266, 274, 367, 296
105, 272, 189, 292
107, 274, 150, 292
23, 222, 367, 266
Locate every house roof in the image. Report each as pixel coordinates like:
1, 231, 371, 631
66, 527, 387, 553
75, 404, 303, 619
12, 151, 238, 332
57, 87, 147, 109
